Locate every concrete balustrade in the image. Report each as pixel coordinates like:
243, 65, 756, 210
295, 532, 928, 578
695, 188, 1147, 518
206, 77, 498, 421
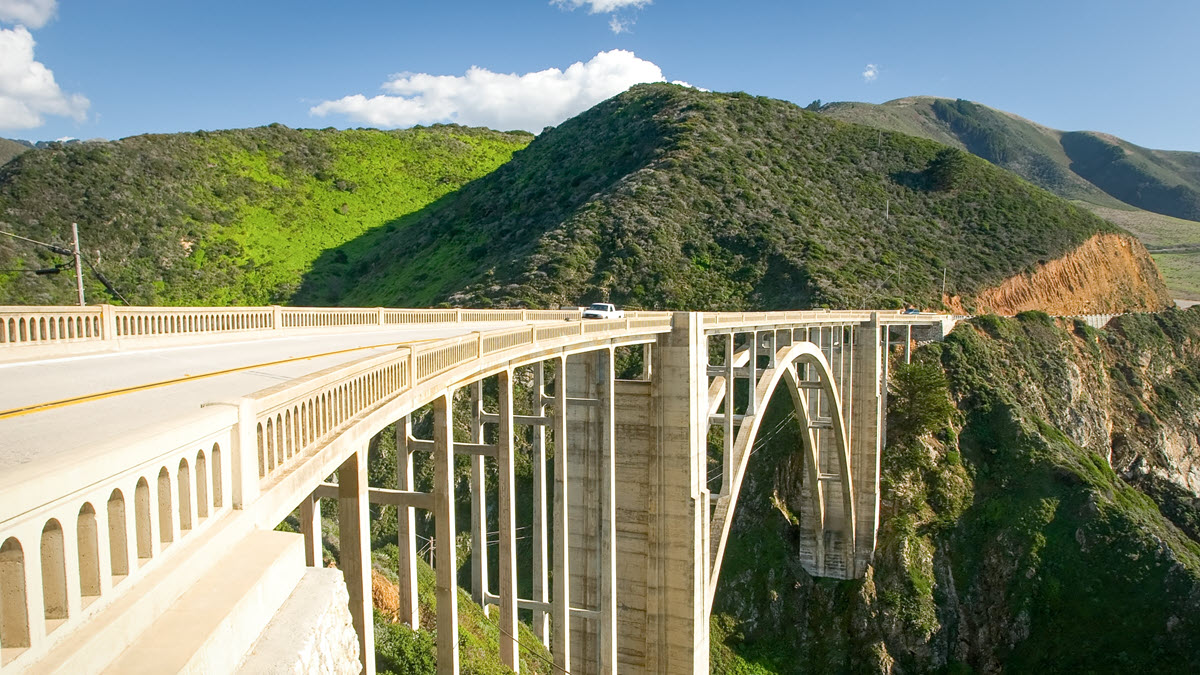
0, 305, 609, 363
0, 426, 232, 670
0, 306, 957, 674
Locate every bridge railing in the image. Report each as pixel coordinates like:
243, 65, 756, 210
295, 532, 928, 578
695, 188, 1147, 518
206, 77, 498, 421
0, 305, 604, 357
248, 313, 674, 488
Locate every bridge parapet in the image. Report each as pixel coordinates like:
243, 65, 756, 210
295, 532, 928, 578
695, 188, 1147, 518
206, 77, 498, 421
0, 305, 602, 363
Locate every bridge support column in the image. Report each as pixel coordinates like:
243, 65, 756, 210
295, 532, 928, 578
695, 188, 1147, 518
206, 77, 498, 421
433, 393, 460, 674
850, 314, 884, 577
469, 381, 489, 615
645, 312, 709, 674
300, 493, 321, 567
396, 416, 419, 628
338, 445, 375, 675
497, 369, 519, 671
552, 355, 572, 674
563, 349, 618, 674
530, 363, 551, 646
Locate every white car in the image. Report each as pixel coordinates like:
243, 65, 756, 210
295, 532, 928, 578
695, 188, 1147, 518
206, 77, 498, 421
581, 303, 624, 320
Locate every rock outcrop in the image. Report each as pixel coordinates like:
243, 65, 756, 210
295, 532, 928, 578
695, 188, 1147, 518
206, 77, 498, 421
945, 233, 1172, 315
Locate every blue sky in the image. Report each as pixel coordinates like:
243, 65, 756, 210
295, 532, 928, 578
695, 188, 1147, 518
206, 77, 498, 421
2, 0, 1198, 151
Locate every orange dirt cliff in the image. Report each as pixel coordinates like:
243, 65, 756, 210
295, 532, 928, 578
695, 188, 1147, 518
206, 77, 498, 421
944, 233, 1172, 315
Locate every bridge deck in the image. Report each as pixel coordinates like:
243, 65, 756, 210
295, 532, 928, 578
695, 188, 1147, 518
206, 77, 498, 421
0, 322, 525, 493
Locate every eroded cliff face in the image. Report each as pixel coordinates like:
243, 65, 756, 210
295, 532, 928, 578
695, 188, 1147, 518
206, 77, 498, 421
712, 311, 1200, 674
944, 233, 1173, 315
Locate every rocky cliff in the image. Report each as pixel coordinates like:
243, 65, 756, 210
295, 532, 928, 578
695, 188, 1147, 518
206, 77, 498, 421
944, 233, 1172, 315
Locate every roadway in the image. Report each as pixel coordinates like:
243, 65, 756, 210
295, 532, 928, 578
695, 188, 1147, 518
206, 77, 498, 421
0, 323, 526, 491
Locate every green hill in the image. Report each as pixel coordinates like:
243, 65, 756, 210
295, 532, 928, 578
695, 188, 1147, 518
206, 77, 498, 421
297, 84, 1128, 312
820, 97, 1200, 220
820, 97, 1200, 300
0, 124, 531, 305
0, 138, 30, 166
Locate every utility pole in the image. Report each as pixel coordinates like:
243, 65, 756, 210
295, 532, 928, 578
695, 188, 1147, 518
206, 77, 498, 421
71, 222, 85, 306
941, 268, 947, 298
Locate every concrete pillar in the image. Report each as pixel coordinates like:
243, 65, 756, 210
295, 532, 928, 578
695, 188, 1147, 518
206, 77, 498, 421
338, 446, 374, 675
497, 370, 519, 671
433, 393, 460, 674
469, 381, 488, 614
599, 350, 618, 674
396, 416, 419, 628
850, 315, 883, 577
612, 378, 655, 672
646, 313, 709, 674
531, 363, 551, 646
551, 356, 571, 673
722, 334, 734, 497
566, 351, 599, 674
300, 494, 321, 567
904, 324, 912, 364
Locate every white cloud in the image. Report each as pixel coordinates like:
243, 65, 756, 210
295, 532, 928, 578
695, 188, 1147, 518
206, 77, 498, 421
0, 0, 56, 28
608, 16, 631, 33
0, 26, 87, 129
862, 63, 878, 83
311, 50, 671, 133
552, 0, 650, 14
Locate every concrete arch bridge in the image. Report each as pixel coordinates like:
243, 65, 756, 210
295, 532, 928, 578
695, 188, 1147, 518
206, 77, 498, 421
0, 305, 956, 674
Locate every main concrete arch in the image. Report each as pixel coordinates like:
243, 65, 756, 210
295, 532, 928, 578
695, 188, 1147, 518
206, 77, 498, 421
706, 341, 856, 610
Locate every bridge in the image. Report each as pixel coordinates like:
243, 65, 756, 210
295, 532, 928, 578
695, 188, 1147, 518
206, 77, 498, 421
0, 305, 956, 674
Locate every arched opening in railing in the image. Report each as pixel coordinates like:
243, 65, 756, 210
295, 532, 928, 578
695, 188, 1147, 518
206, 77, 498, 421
157, 468, 173, 546
135, 478, 152, 563
77, 503, 101, 602
211, 443, 224, 508
40, 519, 68, 627
257, 422, 266, 477
264, 419, 275, 472
177, 459, 193, 533
274, 414, 284, 466
196, 450, 209, 519
107, 489, 129, 579
0, 537, 30, 653
285, 410, 293, 460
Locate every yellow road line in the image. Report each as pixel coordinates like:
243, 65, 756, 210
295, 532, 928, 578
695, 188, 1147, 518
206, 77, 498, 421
0, 338, 437, 421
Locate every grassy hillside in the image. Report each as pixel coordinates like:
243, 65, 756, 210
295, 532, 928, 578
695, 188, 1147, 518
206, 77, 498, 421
821, 97, 1200, 301
0, 125, 531, 305
298, 84, 1125, 312
1061, 130, 1200, 221
0, 138, 30, 166
713, 311, 1200, 672
820, 97, 1200, 221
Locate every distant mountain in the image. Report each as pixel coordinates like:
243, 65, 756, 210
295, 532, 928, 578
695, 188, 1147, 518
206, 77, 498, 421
0, 124, 531, 305
0, 138, 31, 166
820, 97, 1200, 221
296, 83, 1166, 314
